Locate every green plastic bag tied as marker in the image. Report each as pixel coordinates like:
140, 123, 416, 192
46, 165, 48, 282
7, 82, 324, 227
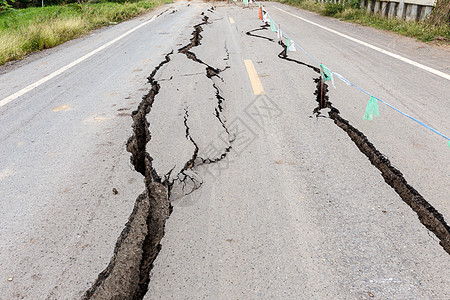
270, 19, 277, 32
363, 96, 380, 121
320, 64, 332, 82
243, 0, 248, 5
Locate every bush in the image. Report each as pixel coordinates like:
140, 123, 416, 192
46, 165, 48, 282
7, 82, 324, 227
0, 0, 14, 12
345, 0, 360, 9
281, 0, 305, 5
279, 0, 449, 42
324, 3, 344, 16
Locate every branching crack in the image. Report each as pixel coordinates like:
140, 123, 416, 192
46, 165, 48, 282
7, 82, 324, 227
182, 108, 200, 171
166, 109, 204, 195
168, 12, 234, 192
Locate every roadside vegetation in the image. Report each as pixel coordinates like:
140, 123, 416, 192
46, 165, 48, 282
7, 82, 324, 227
279, 0, 450, 43
0, 0, 171, 65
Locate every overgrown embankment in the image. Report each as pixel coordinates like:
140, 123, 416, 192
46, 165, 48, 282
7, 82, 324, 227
277, 0, 450, 43
0, 0, 171, 65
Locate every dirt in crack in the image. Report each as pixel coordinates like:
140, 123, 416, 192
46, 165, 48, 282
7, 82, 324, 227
248, 28, 450, 255
82, 51, 173, 300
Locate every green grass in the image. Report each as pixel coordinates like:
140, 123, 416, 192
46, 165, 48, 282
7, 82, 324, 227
0, 0, 172, 65
279, 0, 450, 43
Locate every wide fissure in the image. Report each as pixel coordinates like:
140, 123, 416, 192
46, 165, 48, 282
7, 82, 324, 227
82, 49, 173, 299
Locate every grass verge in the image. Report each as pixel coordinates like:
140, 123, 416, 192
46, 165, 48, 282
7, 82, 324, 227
0, 0, 172, 65
279, 0, 450, 43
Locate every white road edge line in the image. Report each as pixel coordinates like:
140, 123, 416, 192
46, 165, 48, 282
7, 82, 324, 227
0, 14, 158, 109
273, 6, 450, 81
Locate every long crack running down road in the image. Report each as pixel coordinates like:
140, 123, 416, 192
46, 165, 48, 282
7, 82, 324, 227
0, 1, 449, 299
84, 13, 235, 297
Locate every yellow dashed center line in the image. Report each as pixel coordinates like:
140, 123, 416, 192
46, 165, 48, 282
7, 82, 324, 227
229, 17, 235, 24
244, 60, 265, 95
52, 105, 71, 112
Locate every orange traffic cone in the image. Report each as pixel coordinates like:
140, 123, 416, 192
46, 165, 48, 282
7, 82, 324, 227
259, 6, 263, 20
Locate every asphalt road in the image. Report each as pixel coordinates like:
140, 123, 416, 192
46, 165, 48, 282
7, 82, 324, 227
0, 1, 449, 299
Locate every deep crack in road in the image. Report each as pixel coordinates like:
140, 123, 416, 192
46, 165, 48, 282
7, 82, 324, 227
1, 2, 449, 299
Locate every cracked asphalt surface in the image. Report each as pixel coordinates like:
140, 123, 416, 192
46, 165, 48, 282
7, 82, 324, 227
0, 1, 449, 299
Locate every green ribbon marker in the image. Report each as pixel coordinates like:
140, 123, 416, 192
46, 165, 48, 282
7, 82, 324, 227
320, 64, 332, 82
287, 37, 290, 48
270, 19, 277, 32
447, 140, 450, 150
363, 96, 380, 121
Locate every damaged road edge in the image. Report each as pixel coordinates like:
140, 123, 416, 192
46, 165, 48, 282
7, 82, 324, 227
82, 51, 173, 300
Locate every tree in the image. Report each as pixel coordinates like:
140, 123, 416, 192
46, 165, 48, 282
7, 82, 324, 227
428, 0, 450, 26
